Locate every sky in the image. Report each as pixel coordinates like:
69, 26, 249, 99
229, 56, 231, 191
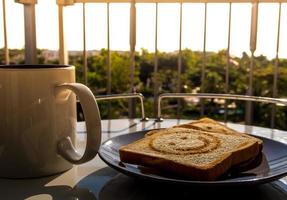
1, 1, 287, 59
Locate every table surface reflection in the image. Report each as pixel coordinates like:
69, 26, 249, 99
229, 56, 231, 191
1, 119, 287, 200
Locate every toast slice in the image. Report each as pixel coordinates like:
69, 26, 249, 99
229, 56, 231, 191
119, 127, 260, 181
173, 117, 263, 152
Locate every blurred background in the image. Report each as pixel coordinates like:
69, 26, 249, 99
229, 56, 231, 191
1, 0, 287, 130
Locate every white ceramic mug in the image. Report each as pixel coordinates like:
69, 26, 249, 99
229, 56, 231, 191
0, 64, 101, 178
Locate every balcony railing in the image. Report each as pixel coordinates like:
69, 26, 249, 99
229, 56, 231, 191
1, 0, 287, 127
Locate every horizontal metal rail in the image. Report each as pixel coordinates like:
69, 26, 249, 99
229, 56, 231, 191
156, 93, 287, 121
95, 93, 149, 121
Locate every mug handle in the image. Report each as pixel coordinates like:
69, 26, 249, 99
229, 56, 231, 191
55, 83, 102, 164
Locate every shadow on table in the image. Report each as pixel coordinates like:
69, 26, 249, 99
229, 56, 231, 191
0, 167, 117, 200
99, 174, 287, 200
1, 166, 286, 200
73, 167, 287, 200
0, 172, 97, 200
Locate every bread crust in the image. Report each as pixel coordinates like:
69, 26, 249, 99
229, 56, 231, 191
120, 147, 232, 180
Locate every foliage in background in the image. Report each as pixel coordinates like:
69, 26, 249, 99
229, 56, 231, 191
1, 48, 287, 130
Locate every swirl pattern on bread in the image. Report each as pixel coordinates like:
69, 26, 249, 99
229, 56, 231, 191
150, 129, 219, 155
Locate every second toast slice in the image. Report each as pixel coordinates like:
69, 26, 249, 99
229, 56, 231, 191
174, 118, 262, 146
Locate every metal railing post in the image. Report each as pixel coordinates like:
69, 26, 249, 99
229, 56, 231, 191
129, 0, 136, 118
107, 2, 112, 117
177, 2, 183, 118
271, 2, 282, 128
246, 1, 258, 125
2, 0, 9, 64
82, 2, 88, 85
153, 2, 159, 118
224, 2, 232, 122
200, 2, 207, 116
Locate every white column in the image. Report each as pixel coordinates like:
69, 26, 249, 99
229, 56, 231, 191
15, 0, 38, 64
57, 1, 74, 64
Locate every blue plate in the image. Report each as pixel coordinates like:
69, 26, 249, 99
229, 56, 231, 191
98, 130, 287, 186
